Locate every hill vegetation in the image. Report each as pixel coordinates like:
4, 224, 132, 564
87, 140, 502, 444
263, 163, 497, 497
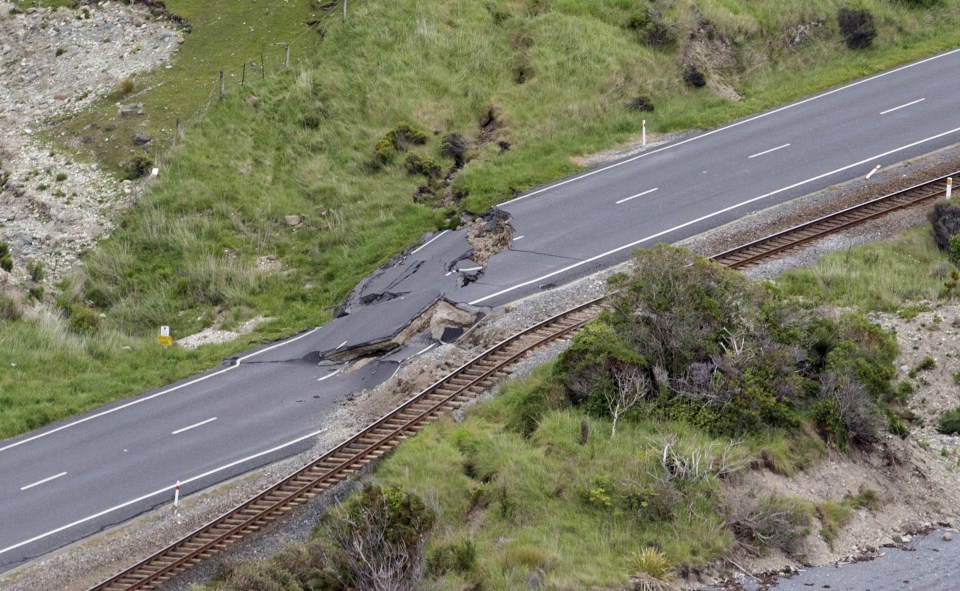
2, 0, 959, 435
203, 244, 918, 590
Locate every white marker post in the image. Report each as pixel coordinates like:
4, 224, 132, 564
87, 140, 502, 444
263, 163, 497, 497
948, 177, 953, 200
866, 165, 881, 179
642, 120, 646, 147
174, 480, 180, 508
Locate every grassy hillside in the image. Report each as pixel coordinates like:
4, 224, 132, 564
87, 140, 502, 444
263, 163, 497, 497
1, 0, 959, 438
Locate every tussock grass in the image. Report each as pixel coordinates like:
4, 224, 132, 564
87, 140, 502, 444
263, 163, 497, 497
776, 226, 956, 311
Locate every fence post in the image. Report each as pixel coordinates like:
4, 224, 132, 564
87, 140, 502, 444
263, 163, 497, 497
343, 0, 347, 23
219, 70, 225, 98
284, 44, 290, 70
261, 51, 266, 80
241, 63, 246, 86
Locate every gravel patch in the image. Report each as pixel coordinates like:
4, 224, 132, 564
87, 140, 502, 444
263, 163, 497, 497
0, 1, 179, 289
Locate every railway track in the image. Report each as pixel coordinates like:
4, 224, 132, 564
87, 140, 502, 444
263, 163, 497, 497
89, 171, 955, 591
88, 298, 603, 591
711, 172, 955, 268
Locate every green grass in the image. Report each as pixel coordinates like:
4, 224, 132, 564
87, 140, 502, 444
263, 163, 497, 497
2, 0, 960, 438
373, 383, 735, 588
817, 487, 880, 547
776, 225, 958, 312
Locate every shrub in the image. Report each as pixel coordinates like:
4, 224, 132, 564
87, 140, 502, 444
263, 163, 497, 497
683, 64, 706, 88
0, 256, 11, 273
627, 95, 655, 112
65, 302, 102, 334
440, 133, 468, 167
427, 539, 477, 575
27, 260, 44, 282
627, 6, 678, 47
929, 200, 960, 252
937, 406, 960, 435
55, 47, 66, 57
319, 483, 435, 591
374, 122, 429, 166
124, 156, 154, 180
405, 154, 442, 179
114, 77, 136, 96
728, 494, 812, 556
0, 293, 21, 321
560, 245, 898, 447
838, 8, 876, 50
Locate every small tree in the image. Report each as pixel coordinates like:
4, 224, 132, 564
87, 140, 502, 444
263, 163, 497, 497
606, 365, 649, 437
320, 483, 435, 591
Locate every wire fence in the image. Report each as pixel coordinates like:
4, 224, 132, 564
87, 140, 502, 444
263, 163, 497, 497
160, 1, 345, 162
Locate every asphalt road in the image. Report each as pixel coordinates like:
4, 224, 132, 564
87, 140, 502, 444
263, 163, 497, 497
2, 47, 959, 572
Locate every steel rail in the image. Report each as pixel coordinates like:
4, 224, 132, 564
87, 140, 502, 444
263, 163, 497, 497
89, 171, 957, 591
88, 297, 604, 591
711, 172, 957, 268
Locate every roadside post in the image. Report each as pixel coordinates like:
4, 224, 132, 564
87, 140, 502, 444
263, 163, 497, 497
158, 325, 173, 348
642, 119, 646, 147
174, 481, 180, 508
948, 177, 953, 200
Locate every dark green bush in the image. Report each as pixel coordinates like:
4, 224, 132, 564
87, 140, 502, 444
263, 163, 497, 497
124, 156, 154, 180
838, 8, 876, 49
66, 302, 102, 334
0, 241, 12, 273
559, 245, 898, 447
683, 64, 706, 87
627, 5, 677, 47
405, 154, 442, 179
0, 293, 20, 321
427, 539, 477, 575
374, 122, 429, 166
937, 407, 960, 435
928, 200, 960, 252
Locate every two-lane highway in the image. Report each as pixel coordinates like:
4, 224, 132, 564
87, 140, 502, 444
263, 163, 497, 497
2, 46, 959, 573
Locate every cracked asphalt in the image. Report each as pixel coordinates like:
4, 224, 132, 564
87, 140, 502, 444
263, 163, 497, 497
2, 47, 960, 571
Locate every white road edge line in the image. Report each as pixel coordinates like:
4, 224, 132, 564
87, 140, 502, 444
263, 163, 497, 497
413, 343, 436, 357
171, 417, 217, 436
748, 143, 791, 159
20, 472, 67, 491
499, 48, 960, 208
457, 267, 483, 272
0, 327, 323, 455
411, 230, 449, 255
317, 368, 342, 382
0, 428, 327, 556
880, 98, 925, 115
513, 235, 525, 241
469, 126, 960, 306
616, 187, 659, 204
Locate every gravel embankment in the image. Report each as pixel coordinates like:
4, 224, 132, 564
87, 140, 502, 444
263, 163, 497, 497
0, 1, 179, 289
